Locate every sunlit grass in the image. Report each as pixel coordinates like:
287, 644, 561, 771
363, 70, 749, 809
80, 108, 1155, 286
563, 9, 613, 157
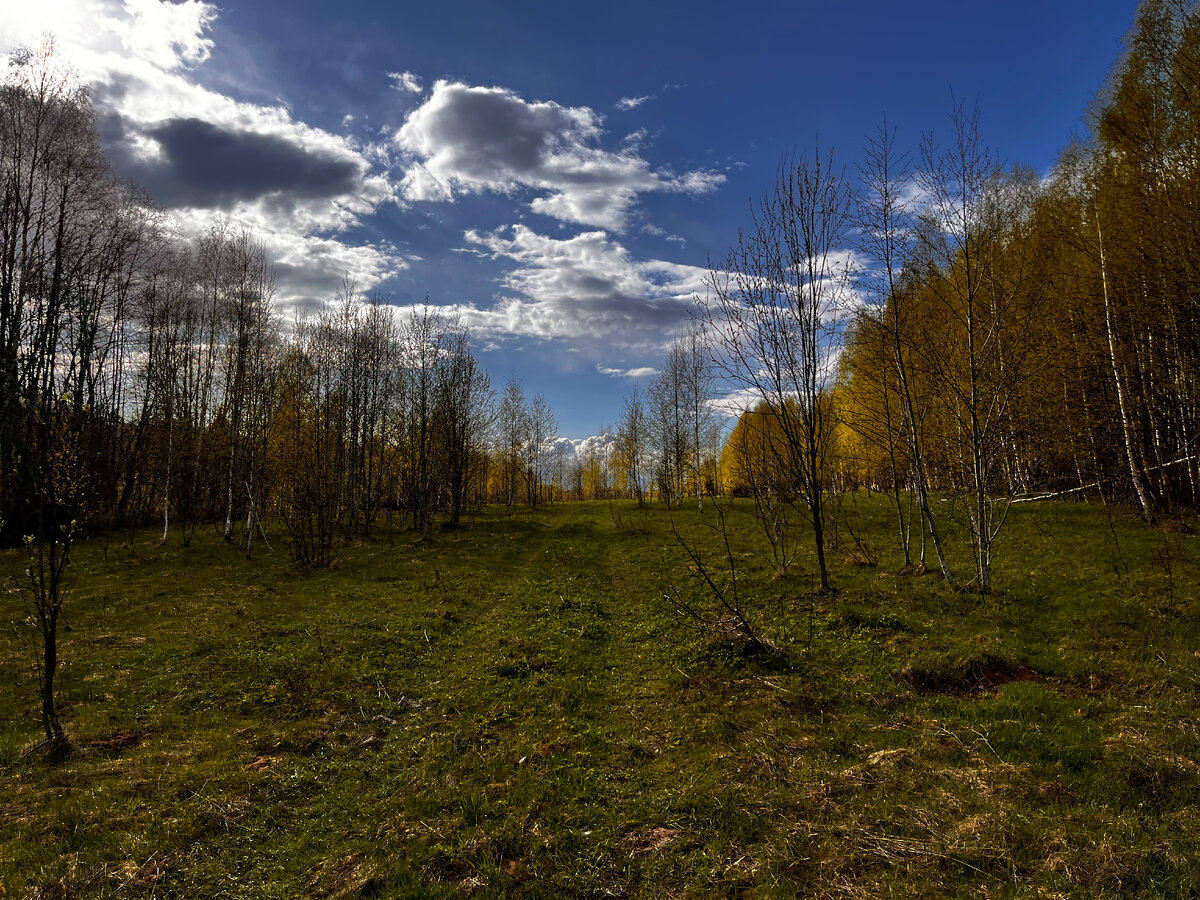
2, 496, 1199, 896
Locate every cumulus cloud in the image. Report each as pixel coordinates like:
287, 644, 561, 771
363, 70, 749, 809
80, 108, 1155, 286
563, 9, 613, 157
448, 224, 708, 346
573, 431, 618, 458
113, 116, 364, 208
2, 0, 405, 309
706, 388, 765, 420
164, 207, 406, 314
269, 234, 406, 314
545, 431, 618, 462
393, 81, 723, 230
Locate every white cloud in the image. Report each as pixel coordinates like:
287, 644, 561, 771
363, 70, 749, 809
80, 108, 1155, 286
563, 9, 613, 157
892, 176, 936, 218
619, 128, 651, 155
118, 0, 216, 70
574, 432, 618, 458
2, 0, 406, 312
388, 70, 422, 93
393, 80, 723, 231
640, 223, 686, 246
3, 0, 215, 72
707, 388, 768, 420
266, 233, 405, 314
547, 431, 619, 461
615, 95, 651, 111
165, 207, 407, 314
597, 365, 658, 378
447, 224, 708, 347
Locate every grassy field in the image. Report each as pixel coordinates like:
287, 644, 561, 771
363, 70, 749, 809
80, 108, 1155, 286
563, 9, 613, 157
2, 496, 1200, 897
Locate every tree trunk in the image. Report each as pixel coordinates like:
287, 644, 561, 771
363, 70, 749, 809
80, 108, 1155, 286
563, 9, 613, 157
1097, 211, 1154, 519
41, 608, 69, 760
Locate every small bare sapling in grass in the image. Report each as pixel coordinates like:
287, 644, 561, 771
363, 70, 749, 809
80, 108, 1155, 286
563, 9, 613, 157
664, 499, 779, 654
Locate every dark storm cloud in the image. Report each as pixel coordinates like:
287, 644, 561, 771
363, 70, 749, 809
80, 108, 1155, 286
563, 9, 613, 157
112, 117, 363, 209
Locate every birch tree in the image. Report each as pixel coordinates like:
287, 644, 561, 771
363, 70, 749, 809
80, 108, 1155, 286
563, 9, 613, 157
701, 149, 852, 591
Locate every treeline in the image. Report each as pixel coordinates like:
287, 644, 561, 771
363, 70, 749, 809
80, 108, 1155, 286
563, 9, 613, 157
0, 51, 484, 563
0, 48, 581, 566
596, 0, 1200, 595
8, 1, 1198, 569
840, 0, 1200, 523
0, 43, 742, 571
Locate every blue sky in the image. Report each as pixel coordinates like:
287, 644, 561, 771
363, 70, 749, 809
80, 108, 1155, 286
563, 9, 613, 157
3, 0, 1137, 439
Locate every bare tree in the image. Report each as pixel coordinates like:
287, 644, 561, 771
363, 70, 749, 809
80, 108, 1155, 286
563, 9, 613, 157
399, 304, 444, 538
915, 101, 1043, 592
681, 325, 716, 508
0, 45, 151, 757
217, 230, 278, 546
169, 227, 227, 546
278, 294, 356, 570
665, 499, 777, 653
495, 378, 529, 510
649, 335, 699, 507
854, 120, 954, 581
721, 401, 806, 577
616, 384, 649, 505
700, 149, 852, 592
525, 393, 557, 508
337, 288, 400, 538
435, 325, 493, 527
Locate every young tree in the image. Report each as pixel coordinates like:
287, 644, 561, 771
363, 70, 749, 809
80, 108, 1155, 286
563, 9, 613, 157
648, 329, 710, 507
615, 385, 649, 506
700, 149, 852, 591
853, 121, 953, 579
216, 230, 278, 548
649, 349, 688, 507
719, 401, 806, 575
346, 292, 396, 537
681, 325, 716, 507
435, 325, 493, 526
169, 227, 227, 545
524, 393, 557, 508
276, 303, 351, 569
495, 378, 529, 510
915, 102, 1045, 592
399, 304, 445, 538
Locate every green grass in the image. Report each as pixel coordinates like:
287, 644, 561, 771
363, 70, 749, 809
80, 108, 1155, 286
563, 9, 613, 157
2, 497, 1200, 897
